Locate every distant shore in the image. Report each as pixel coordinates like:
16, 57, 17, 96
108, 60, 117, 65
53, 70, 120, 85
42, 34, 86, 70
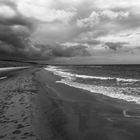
1, 67, 140, 140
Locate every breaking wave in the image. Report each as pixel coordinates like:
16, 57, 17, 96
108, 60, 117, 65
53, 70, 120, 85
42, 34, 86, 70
45, 66, 140, 104
45, 66, 140, 83
56, 79, 140, 104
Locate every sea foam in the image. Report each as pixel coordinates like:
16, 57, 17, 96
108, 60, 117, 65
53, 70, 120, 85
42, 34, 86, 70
56, 79, 140, 104
45, 66, 140, 83
0, 76, 7, 80
45, 66, 140, 104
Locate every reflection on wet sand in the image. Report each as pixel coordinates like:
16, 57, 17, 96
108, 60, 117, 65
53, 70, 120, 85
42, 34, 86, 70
35, 69, 140, 140
1, 68, 140, 140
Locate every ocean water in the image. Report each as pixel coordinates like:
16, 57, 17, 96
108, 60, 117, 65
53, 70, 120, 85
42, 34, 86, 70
45, 65, 140, 104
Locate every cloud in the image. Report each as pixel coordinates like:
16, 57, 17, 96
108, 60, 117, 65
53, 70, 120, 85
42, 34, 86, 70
0, 1, 37, 59
46, 44, 90, 58
84, 40, 101, 45
74, 7, 140, 57
98, 30, 140, 47
75, 40, 101, 46
0, 0, 140, 62
16, 0, 76, 23
101, 10, 129, 19
58, 0, 86, 5
0, 13, 33, 50
77, 11, 99, 28
105, 42, 127, 51
0, 5, 16, 18
93, 0, 140, 9
0, 0, 80, 60
77, 10, 130, 28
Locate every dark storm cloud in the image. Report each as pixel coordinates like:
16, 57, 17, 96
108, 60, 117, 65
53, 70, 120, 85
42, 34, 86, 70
34, 44, 90, 59
105, 42, 127, 51
0, 1, 37, 59
0, 25, 30, 49
0, 4, 89, 60
0, 16, 33, 29
0, 1, 33, 48
52, 45, 90, 57
0, 0, 140, 63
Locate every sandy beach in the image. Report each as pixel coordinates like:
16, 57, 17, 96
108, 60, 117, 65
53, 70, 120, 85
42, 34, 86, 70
1, 67, 140, 140
0, 68, 40, 140
35, 69, 140, 140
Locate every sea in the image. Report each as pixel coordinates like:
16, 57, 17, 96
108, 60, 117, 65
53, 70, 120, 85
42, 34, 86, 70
45, 65, 140, 104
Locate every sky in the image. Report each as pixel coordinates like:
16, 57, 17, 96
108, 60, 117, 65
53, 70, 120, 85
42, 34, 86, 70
0, 0, 140, 64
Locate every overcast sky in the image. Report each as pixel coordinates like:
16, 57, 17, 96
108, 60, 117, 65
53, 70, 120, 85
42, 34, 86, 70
0, 0, 140, 64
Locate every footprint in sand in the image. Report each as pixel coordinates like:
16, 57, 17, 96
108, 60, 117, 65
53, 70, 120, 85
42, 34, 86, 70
12, 130, 21, 134
16, 124, 24, 129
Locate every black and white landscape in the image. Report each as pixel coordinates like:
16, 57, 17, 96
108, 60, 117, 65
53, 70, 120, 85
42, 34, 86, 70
0, 0, 140, 140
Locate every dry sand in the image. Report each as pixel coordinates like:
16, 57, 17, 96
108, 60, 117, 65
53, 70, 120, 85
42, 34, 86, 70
1, 68, 140, 140
0, 69, 39, 140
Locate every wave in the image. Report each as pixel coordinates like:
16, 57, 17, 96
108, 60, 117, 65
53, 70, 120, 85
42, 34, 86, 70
116, 78, 139, 82
56, 79, 140, 104
45, 66, 76, 80
0, 76, 7, 80
45, 66, 140, 83
45, 66, 140, 104
0, 66, 30, 71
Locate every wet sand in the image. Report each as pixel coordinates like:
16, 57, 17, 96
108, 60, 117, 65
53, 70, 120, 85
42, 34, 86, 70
1, 68, 140, 140
34, 69, 140, 140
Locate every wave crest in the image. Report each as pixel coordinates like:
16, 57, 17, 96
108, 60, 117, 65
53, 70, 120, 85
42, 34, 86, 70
45, 66, 140, 83
56, 79, 140, 104
45, 66, 140, 104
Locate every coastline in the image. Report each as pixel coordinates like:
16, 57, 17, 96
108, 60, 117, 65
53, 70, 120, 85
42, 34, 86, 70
1, 67, 140, 140
34, 69, 140, 140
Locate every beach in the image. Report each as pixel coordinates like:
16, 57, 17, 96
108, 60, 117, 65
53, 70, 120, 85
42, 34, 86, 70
1, 67, 140, 140
0, 68, 40, 140
0, 0, 140, 139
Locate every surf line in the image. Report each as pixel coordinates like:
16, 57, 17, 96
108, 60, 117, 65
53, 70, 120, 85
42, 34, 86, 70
0, 76, 7, 80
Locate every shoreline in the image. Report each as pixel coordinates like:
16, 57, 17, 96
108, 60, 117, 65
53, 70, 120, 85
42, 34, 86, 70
1, 67, 140, 140
34, 69, 140, 140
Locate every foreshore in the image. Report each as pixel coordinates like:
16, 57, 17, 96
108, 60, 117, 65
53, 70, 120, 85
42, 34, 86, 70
0, 68, 41, 140
1, 67, 140, 140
